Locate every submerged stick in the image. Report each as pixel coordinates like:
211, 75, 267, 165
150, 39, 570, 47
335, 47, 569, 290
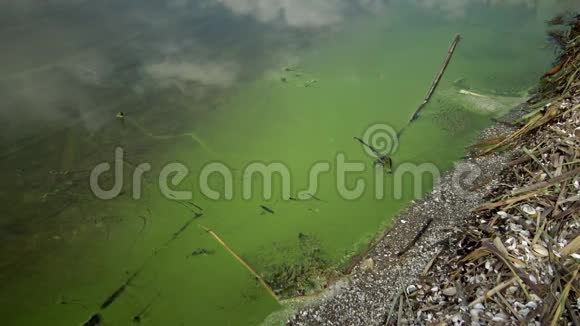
85, 213, 197, 321
200, 225, 279, 302
133, 294, 160, 324
163, 213, 203, 247
399, 34, 461, 137
100, 270, 140, 310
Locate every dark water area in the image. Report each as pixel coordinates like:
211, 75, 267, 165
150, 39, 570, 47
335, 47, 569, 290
1, 0, 579, 325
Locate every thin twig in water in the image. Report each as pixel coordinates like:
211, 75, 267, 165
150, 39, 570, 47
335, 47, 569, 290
200, 225, 279, 302
398, 34, 461, 137
100, 270, 141, 310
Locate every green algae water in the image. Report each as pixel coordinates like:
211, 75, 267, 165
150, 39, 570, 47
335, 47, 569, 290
1, 1, 579, 325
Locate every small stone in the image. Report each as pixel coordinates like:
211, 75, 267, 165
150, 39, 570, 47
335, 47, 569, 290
485, 260, 493, 270
520, 308, 530, 317
360, 258, 375, 271
497, 211, 509, 218
507, 286, 518, 295
470, 309, 483, 317
473, 303, 485, 310
442, 287, 457, 296
492, 313, 508, 322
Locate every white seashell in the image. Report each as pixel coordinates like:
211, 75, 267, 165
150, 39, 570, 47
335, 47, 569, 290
540, 173, 547, 180
520, 308, 530, 317
548, 265, 554, 276
532, 244, 549, 257
492, 313, 508, 322
521, 239, 530, 247
509, 223, 523, 232
473, 303, 485, 310
485, 260, 492, 270
520, 204, 536, 215
513, 301, 525, 309
526, 301, 538, 310
507, 286, 518, 295
470, 309, 483, 317
497, 211, 509, 218
519, 230, 531, 237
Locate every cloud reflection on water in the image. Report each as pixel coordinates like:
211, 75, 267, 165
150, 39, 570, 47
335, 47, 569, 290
145, 61, 240, 88
410, 0, 537, 19
214, 0, 391, 28
0, 0, 576, 143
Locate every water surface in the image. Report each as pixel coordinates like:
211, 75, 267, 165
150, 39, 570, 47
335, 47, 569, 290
1, 0, 578, 325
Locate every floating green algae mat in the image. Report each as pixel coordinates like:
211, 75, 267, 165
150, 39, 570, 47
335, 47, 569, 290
1, 1, 578, 325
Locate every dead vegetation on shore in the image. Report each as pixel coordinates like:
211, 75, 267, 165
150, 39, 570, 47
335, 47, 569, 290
401, 15, 580, 326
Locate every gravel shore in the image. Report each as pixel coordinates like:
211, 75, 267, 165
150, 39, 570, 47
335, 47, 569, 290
287, 122, 518, 325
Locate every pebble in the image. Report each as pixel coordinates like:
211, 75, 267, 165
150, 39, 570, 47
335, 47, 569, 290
406, 285, 417, 295
442, 287, 457, 296
526, 301, 538, 310
360, 258, 375, 272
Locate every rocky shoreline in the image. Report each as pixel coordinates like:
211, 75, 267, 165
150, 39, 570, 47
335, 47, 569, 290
288, 14, 579, 326
287, 122, 520, 326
